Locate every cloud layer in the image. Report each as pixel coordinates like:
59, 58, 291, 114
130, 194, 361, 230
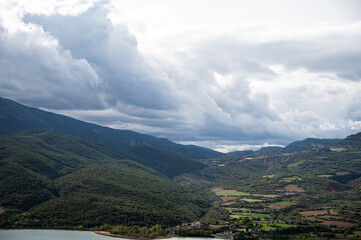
1, 0, 361, 151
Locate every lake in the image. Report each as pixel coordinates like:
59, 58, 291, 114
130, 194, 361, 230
0, 229, 217, 240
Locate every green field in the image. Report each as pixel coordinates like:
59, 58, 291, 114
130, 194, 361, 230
276, 223, 298, 228
218, 192, 250, 196
257, 221, 277, 231
282, 176, 299, 180
288, 159, 307, 167
219, 191, 279, 198
262, 174, 275, 178
240, 198, 263, 202
329, 147, 347, 151
254, 194, 280, 198
317, 174, 333, 178
261, 225, 277, 231
254, 220, 298, 232
252, 213, 270, 220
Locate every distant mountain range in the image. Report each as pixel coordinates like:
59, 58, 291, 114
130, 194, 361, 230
228, 137, 342, 157
0, 97, 344, 159
1, 96, 361, 234
0, 97, 222, 159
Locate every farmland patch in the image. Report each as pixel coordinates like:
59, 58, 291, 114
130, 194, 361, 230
288, 159, 307, 167
284, 184, 305, 193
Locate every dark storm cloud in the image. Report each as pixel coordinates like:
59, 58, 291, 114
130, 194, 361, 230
24, 4, 181, 110
190, 35, 361, 82
20, 4, 284, 142
1, 1, 361, 147
0, 23, 105, 110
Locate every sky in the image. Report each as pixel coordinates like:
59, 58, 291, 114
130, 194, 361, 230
0, 0, 361, 152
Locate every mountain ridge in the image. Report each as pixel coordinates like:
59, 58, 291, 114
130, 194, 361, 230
227, 137, 342, 156
0, 97, 222, 159
0, 130, 210, 227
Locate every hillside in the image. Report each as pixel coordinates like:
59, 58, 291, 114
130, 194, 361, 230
174, 132, 361, 239
3, 130, 205, 178
282, 137, 341, 153
336, 132, 361, 149
0, 97, 222, 159
226, 138, 342, 156
0, 131, 211, 228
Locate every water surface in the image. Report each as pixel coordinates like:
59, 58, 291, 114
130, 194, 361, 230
0, 229, 216, 240
0, 229, 113, 240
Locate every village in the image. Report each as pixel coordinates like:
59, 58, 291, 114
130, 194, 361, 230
171, 221, 235, 239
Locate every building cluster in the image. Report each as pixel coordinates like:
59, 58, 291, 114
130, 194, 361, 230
170, 221, 235, 239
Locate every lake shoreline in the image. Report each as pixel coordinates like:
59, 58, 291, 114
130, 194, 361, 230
0, 229, 220, 240
0, 228, 172, 240
94, 231, 172, 239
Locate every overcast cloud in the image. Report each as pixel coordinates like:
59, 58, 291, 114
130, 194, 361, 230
1, 0, 361, 152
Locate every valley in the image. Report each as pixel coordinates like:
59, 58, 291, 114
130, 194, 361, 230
0, 97, 361, 239
174, 135, 361, 239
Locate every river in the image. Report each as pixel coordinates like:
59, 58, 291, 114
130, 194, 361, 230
0, 229, 217, 240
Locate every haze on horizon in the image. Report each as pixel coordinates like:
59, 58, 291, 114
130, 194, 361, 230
0, 0, 361, 152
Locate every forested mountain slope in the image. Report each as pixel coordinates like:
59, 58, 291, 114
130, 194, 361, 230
0, 131, 211, 228
0, 97, 222, 159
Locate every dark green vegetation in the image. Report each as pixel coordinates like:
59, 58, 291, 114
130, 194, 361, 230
0, 97, 222, 159
176, 133, 361, 239
1, 97, 361, 239
0, 131, 210, 228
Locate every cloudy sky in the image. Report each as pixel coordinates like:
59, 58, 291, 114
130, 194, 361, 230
1, 0, 361, 152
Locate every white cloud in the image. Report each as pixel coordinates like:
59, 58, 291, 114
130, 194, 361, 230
1, 0, 361, 149
0, 4, 105, 109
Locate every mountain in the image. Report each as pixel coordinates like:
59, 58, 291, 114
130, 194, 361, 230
0, 97, 222, 159
217, 133, 361, 195
191, 132, 361, 239
226, 150, 254, 157
0, 131, 210, 228
226, 138, 341, 157
282, 137, 341, 153
256, 146, 284, 154
335, 132, 361, 149
256, 138, 341, 154
3, 129, 205, 178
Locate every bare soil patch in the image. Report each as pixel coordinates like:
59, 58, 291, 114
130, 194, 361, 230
336, 171, 350, 176
268, 204, 287, 209
212, 187, 238, 195
0, 207, 7, 214
222, 201, 237, 206
221, 196, 240, 202
325, 182, 351, 192
320, 221, 356, 228
299, 210, 326, 217
285, 184, 305, 193
321, 208, 338, 215
318, 215, 344, 220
